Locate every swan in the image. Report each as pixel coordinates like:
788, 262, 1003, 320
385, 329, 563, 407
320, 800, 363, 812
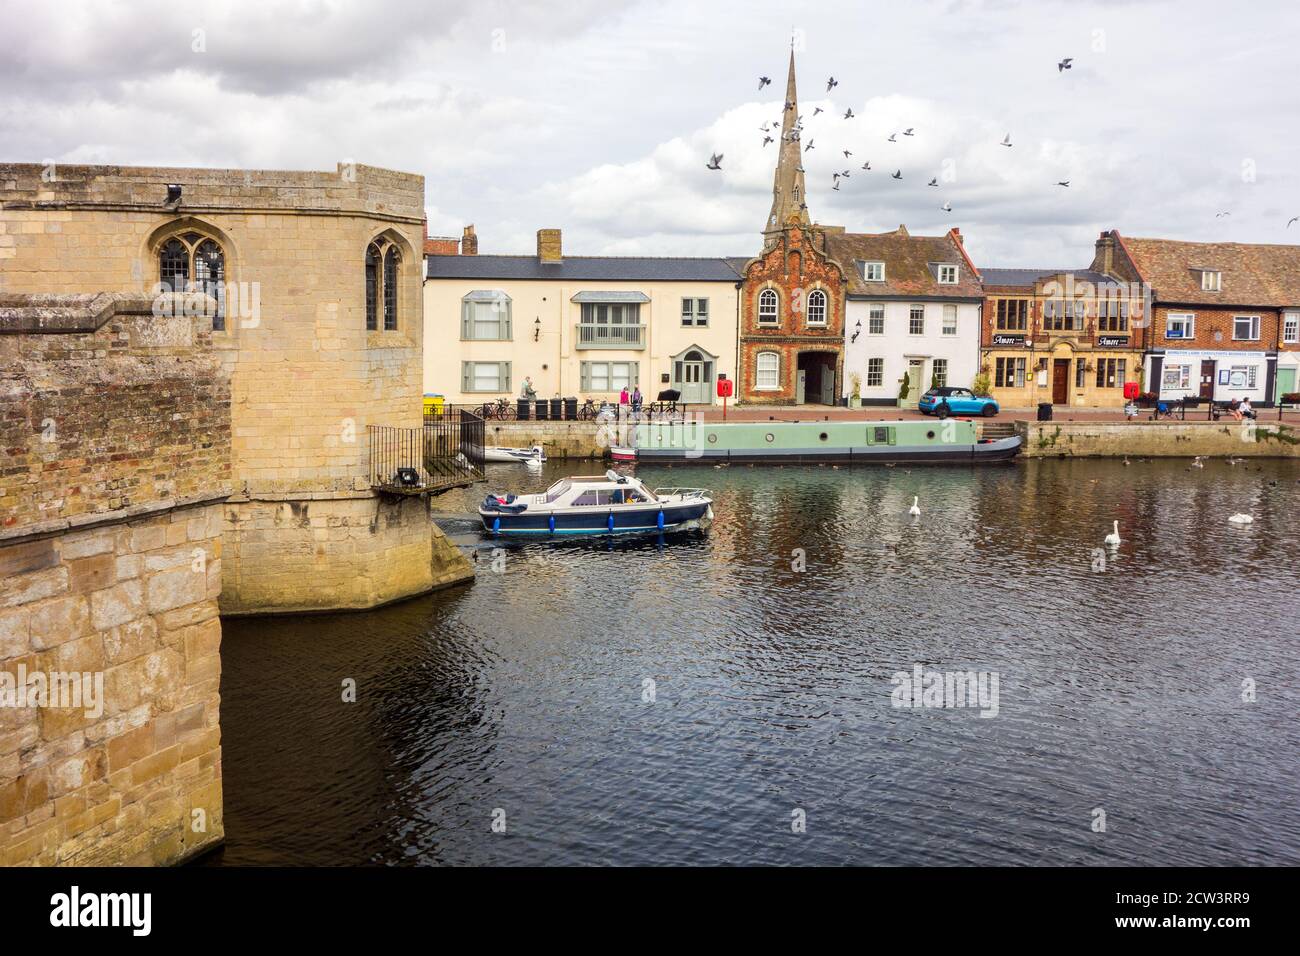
1191, 456, 1204, 468
1104, 520, 1121, 546
908, 496, 921, 517
1228, 513, 1254, 524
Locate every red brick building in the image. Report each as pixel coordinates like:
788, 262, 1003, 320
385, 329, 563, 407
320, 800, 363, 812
1101, 230, 1300, 404
738, 51, 846, 404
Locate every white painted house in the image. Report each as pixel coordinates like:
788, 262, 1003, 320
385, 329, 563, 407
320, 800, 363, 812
826, 226, 984, 406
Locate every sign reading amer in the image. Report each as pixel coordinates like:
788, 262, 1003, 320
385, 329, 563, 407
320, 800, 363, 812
991, 334, 1026, 347
1097, 335, 1129, 347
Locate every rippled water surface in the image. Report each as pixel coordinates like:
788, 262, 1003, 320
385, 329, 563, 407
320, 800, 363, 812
209, 458, 1300, 866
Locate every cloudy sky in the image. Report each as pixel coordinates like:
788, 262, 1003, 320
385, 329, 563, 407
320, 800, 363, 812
3, 0, 1298, 266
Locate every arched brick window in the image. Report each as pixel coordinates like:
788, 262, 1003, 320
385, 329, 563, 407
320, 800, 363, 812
758, 289, 779, 325
807, 289, 827, 326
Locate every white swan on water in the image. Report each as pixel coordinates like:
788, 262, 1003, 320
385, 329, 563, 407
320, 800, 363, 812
1228, 513, 1254, 524
1104, 520, 1121, 546
908, 496, 921, 517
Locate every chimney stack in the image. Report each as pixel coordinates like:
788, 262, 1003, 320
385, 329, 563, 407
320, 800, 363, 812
461, 224, 478, 256
1093, 230, 1116, 275
537, 228, 562, 263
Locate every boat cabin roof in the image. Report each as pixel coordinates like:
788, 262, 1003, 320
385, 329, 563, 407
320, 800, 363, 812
543, 471, 654, 502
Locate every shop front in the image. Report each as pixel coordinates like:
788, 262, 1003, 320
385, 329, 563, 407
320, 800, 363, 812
1148, 349, 1271, 404
983, 335, 1139, 408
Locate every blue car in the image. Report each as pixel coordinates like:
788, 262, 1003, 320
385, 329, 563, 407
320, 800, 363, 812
917, 386, 999, 418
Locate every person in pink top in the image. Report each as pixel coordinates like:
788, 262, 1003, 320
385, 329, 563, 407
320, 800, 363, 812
619, 385, 629, 407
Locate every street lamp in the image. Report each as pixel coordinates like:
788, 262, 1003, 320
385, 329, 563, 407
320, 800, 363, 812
534, 316, 541, 342
850, 319, 861, 343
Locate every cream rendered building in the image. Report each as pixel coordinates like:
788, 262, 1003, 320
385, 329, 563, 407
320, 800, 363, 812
424, 228, 743, 406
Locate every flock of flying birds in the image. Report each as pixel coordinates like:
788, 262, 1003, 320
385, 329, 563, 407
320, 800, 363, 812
704, 61, 1078, 214
704, 57, 1299, 228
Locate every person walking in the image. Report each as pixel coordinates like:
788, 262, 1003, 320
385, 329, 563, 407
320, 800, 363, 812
631, 385, 642, 413
520, 376, 537, 400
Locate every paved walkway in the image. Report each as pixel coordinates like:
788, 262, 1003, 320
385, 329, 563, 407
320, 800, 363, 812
691, 404, 1300, 424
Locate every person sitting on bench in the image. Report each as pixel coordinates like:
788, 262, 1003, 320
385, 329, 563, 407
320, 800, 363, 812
1238, 397, 1255, 420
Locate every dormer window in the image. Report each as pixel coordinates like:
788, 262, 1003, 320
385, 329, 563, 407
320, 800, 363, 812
860, 261, 885, 282
1200, 270, 1221, 292
937, 263, 958, 285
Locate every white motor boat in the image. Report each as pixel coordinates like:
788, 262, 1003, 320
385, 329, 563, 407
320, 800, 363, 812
484, 444, 546, 464
479, 470, 712, 536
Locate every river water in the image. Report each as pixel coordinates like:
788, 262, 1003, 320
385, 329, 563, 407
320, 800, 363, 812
209, 457, 1300, 866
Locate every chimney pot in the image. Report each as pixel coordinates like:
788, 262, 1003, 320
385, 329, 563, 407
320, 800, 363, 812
461, 224, 478, 256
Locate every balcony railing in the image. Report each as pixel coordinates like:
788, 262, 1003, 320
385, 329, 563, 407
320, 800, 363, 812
368, 408, 485, 496
575, 323, 646, 349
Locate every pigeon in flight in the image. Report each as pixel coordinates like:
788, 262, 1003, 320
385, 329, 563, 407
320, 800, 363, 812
841, 169, 852, 178
832, 181, 841, 191
843, 149, 853, 158
928, 178, 938, 187
1056, 180, 1070, 187
891, 170, 902, 180
706, 153, 723, 170
763, 136, 774, 147
1058, 58, 1073, 72
1216, 211, 1231, 218
804, 139, 815, 151
844, 108, 855, 119
827, 76, 838, 92
1001, 133, 1013, 147
1288, 217, 1299, 228
861, 161, 871, 171
903, 128, 915, 136
785, 100, 795, 111
887, 133, 897, 143
759, 76, 771, 89
813, 106, 824, 116
760, 122, 770, 132
942, 200, 953, 212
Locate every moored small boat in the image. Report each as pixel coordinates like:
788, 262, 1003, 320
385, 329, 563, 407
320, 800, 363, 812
484, 444, 546, 463
479, 470, 712, 536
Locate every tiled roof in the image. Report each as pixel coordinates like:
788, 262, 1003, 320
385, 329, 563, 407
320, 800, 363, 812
1120, 236, 1300, 306
825, 228, 983, 297
425, 254, 746, 282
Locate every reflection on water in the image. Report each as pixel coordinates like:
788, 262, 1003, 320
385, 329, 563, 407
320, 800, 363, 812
208, 458, 1300, 866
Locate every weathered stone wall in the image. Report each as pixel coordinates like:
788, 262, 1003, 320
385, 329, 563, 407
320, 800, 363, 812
1, 299, 227, 866
1016, 419, 1300, 458
483, 420, 609, 459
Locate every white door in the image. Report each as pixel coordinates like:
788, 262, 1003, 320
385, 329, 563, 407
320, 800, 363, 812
906, 359, 924, 407
796, 369, 806, 404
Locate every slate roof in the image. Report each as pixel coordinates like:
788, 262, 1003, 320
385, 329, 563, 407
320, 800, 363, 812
1119, 236, 1300, 306
425, 254, 745, 282
825, 228, 983, 297
979, 267, 1117, 288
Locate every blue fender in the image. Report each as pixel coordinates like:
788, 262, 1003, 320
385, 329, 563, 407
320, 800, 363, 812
492, 517, 500, 535
657, 509, 665, 530
548, 515, 556, 533
607, 513, 615, 533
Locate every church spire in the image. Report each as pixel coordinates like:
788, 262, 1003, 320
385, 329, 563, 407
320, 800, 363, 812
764, 49, 811, 243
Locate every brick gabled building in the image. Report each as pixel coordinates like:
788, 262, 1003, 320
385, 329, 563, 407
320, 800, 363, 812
738, 51, 847, 404
1100, 230, 1300, 404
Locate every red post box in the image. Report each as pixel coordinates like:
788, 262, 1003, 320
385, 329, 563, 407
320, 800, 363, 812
717, 374, 733, 421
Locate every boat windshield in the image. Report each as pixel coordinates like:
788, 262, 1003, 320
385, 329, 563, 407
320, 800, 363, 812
544, 479, 572, 503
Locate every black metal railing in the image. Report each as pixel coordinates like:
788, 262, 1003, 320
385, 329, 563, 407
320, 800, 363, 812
369, 408, 484, 495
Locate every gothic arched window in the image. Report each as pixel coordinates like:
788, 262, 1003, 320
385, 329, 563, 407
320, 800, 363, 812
158, 232, 225, 330
758, 289, 779, 325
366, 236, 401, 331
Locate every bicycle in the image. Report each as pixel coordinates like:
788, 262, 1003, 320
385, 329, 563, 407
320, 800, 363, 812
477, 398, 514, 421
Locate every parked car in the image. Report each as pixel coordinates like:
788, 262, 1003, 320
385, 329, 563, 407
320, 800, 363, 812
918, 386, 999, 418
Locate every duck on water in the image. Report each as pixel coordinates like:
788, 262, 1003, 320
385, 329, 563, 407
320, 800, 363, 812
479, 470, 713, 536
